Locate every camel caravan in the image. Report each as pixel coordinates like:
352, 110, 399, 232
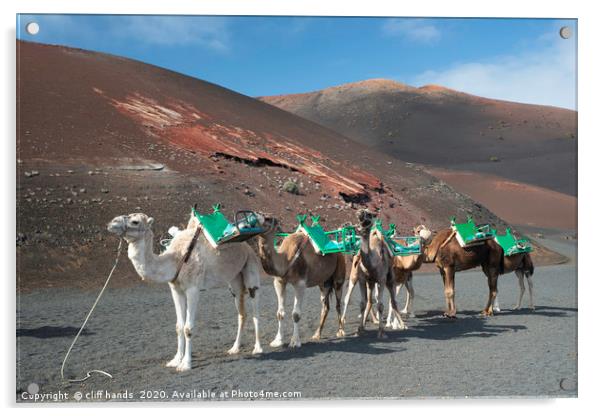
107, 204, 534, 372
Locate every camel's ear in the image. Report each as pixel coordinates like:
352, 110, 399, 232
147, 217, 155, 227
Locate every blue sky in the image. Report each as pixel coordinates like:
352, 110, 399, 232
17, 15, 577, 109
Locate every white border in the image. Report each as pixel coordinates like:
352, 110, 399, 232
3, 1, 600, 415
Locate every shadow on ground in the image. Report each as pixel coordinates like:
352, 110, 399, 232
16, 326, 94, 339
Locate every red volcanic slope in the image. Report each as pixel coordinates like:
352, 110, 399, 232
18, 42, 383, 202
260, 79, 577, 196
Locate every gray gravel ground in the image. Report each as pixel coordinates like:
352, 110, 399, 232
16, 236, 577, 402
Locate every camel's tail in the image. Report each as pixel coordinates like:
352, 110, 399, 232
523, 253, 534, 276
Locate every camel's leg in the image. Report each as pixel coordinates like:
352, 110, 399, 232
375, 280, 388, 338
289, 280, 306, 348
526, 273, 535, 310
270, 278, 286, 348
248, 286, 263, 354
333, 278, 346, 337
385, 274, 407, 331
513, 270, 526, 310
370, 284, 380, 324
482, 269, 499, 317
241, 253, 263, 354
361, 281, 375, 331
401, 274, 416, 318
386, 283, 401, 328
341, 275, 357, 327
166, 284, 186, 368
311, 284, 332, 340
177, 287, 200, 372
356, 277, 368, 335
227, 276, 246, 355
493, 290, 501, 312
441, 267, 457, 318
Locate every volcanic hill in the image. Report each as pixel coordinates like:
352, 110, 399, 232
260, 79, 577, 194
17, 42, 563, 291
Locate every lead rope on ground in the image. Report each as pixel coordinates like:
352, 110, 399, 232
60, 239, 123, 383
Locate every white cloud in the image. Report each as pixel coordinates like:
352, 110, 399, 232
412, 33, 576, 110
115, 16, 230, 51
382, 18, 441, 44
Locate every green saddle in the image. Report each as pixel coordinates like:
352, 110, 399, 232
192, 204, 265, 248
451, 215, 495, 247
493, 227, 533, 256
275, 214, 358, 255
373, 220, 422, 257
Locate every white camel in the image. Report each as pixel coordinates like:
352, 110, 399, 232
107, 212, 264, 372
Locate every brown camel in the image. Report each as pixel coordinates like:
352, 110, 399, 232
383, 225, 433, 328
341, 210, 407, 337
422, 227, 504, 318
257, 217, 346, 348
494, 252, 535, 311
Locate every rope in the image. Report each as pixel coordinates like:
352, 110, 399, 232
60, 238, 124, 383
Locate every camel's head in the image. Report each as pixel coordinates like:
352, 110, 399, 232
107, 213, 154, 242
413, 224, 433, 243
257, 214, 281, 233
356, 209, 376, 230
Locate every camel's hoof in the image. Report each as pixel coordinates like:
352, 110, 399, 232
270, 338, 284, 348
227, 346, 241, 355
512, 305, 520, 310
480, 309, 493, 317
288, 339, 302, 349
166, 356, 183, 368
493, 306, 501, 313
529, 306, 536, 311
310, 333, 321, 341
393, 322, 408, 330
336, 329, 345, 338
252, 345, 263, 355
443, 313, 457, 319
176, 361, 192, 372
269, 339, 284, 348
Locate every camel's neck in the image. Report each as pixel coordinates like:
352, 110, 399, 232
127, 231, 178, 283
358, 227, 380, 273
358, 228, 372, 260
257, 233, 289, 277
422, 233, 446, 263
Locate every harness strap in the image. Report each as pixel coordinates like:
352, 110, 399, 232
171, 226, 202, 284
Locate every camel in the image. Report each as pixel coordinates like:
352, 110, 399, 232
493, 252, 535, 311
107, 212, 264, 372
341, 210, 407, 338
256, 217, 346, 348
352, 224, 432, 328
422, 227, 504, 318
383, 225, 433, 329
